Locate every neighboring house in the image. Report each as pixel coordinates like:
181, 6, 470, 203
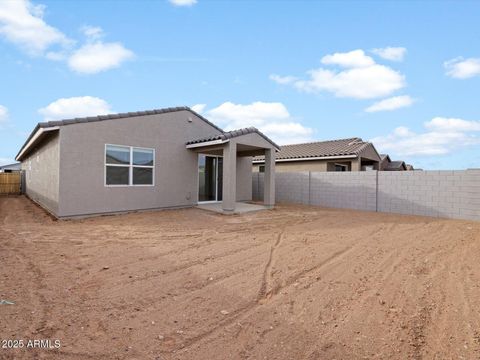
252, 137, 381, 173
0, 162, 21, 173
384, 161, 407, 171
15, 107, 278, 218
380, 154, 410, 171
379, 154, 392, 171
406, 164, 414, 171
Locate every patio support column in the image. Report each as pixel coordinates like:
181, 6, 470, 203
222, 141, 237, 212
264, 148, 275, 208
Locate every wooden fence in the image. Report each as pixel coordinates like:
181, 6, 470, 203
0, 172, 22, 195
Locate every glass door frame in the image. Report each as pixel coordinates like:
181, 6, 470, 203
197, 154, 223, 204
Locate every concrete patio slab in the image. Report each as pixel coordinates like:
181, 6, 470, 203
196, 202, 269, 215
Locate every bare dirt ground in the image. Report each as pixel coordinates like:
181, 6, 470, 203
1, 196, 480, 360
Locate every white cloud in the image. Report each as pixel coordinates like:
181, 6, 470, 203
191, 104, 206, 113
81, 25, 103, 40
371, 117, 480, 156
0, 0, 72, 55
444, 57, 480, 79
321, 49, 375, 68
365, 95, 414, 113
68, 41, 134, 74
294, 65, 405, 99
425, 117, 480, 132
169, 0, 197, 6
45, 50, 67, 61
198, 102, 313, 144
38, 96, 113, 121
0, 105, 8, 124
269, 74, 297, 85
0, 1, 134, 74
371, 47, 407, 62
273, 49, 406, 99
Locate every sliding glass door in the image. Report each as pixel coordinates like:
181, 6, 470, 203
198, 155, 223, 202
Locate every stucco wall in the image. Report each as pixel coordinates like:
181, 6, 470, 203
253, 159, 351, 173
57, 111, 225, 217
21, 132, 60, 215
236, 157, 252, 201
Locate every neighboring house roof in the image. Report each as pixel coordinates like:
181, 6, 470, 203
253, 137, 379, 162
384, 160, 407, 171
380, 154, 391, 162
406, 164, 414, 171
16, 106, 223, 161
186, 127, 280, 150
0, 162, 21, 171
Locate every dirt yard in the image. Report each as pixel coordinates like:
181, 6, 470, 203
1, 196, 479, 359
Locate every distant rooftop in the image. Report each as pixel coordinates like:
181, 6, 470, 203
253, 137, 374, 161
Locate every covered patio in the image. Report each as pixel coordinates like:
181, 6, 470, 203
186, 127, 279, 213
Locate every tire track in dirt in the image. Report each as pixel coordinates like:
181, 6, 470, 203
163, 230, 366, 355
257, 230, 284, 304
109, 252, 267, 313
127, 241, 267, 284
0, 226, 52, 342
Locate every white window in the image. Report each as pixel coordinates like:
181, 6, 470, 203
105, 144, 154, 186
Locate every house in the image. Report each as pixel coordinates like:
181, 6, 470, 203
252, 137, 381, 173
384, 161, 407, 171
379, 154, 392, 171
380, 154, 410, 171
15, 107, 278, 218
0, 162, 21, 173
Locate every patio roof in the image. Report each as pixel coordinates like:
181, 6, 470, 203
186, 127, 280, 150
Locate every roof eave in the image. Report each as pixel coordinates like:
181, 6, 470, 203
15, 126, 59, 161
253, 154, 358, 163
186, 139, 229, 149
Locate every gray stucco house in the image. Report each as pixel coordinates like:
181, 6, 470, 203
16, 107, 278, 218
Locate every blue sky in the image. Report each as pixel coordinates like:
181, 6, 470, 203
1, 0, 480, 169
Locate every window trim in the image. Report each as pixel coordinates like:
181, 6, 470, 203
104, 144, 155, 187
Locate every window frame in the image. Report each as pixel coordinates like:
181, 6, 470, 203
104, 144, 155, 187
334, 163, 348, 172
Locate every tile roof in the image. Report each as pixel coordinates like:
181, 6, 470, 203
36, 106, 222, 132
17, 106, 222, 160
186, 127, 280, 149
253, 137, 372, 161
384, 161, 407, 171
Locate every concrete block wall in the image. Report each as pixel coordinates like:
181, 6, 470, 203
378, 170, 480, 221
253, 172, 309, 204
253, 170, 480, 221
275, 172, 310, 204
309, 171, 377, 211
